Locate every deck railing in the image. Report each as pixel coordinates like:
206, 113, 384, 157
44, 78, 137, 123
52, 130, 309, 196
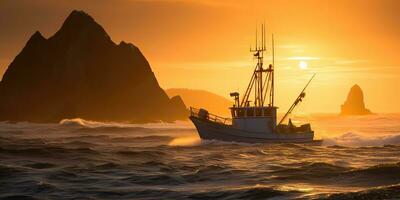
190, 107, 232, 125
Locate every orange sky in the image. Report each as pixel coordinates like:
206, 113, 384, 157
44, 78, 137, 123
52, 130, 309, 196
0, 0, 399, 113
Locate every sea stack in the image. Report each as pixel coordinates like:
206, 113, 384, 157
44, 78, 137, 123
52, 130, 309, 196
340, 84, 372, 115
0, 10, 187, 123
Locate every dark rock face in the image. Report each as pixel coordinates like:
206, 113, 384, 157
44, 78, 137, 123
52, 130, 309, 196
0, 10, 187, 123
340, 84, 372, 115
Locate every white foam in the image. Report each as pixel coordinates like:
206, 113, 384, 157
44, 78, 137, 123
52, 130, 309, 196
322, 132, 400, 146
59, 118, 109, 128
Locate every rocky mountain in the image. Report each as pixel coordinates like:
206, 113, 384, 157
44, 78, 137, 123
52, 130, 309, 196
0, 10, 187, 123
340, 84, 372, 115
165, 88, 233, 117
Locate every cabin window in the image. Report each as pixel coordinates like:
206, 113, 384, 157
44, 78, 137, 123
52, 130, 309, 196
237, 109, 245, 117
247, 109, 254, 117
255, 108, 262, 117
263, 108, 272, 116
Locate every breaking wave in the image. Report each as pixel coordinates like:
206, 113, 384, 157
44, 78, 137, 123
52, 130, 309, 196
323, 132, 400, 146
59, 118, 110, 128
318, 184, 400, 200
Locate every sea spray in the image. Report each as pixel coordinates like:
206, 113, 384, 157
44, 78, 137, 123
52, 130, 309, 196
168, 136, 201, 146
323, 132, 400, 146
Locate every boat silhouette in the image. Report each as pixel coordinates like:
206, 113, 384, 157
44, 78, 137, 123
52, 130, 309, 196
190, 25, 319, 144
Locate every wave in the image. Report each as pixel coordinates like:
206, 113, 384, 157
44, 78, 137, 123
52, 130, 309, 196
116, 150, 168, 158
272, 162, 350, 180
326, 145, 348, 149
0, 164, 24, 178
99, 189, 184, 199
93, 162, 121, 170
59, 118, 112, 128
55, 140, 97, 147
62, 135, 173, 145
59, 118, 196, 139
323, 132, 400, 146
318, 184, 400, 200
272, 161, 400, 185
0, 130, 24, 135
0, 195, 40, 200
47, 169, 79, 181
168, 136, 201, 146
59, 118, 194, 129
0, 146, 99, 157
122, 174, 184, 186
23, 162, 57, 169
74, 126, 152, 134
199, 139, 262, 147
347, 162, 400, 177
188, 185, 301, 200
111, 135, 173, 143
73, 126, 195, 135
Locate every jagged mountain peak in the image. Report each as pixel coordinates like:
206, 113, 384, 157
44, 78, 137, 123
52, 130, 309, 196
24, 31, 46, 48
31, 31, 45, 40
52, 10, 110, 42
0, 10, 187, 123
62, 10, 98, 29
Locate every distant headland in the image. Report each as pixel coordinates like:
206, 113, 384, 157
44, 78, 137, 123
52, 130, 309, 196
340, 84, 372, 115
0, 10, 187, 123
165, 88, 233, 117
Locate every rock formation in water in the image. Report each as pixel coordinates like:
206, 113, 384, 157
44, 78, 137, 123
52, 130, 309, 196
166, 88, 233, 117
0, 10, 187, 123
340, 84, 372, 115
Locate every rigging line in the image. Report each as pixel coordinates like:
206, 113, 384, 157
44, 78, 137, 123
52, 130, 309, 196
241, 70, 256, 107
260, 72, 263, 105
254, 72, 258, 106
259, 62, 262, 107
262, 71, 271, 106
240, 64, 257, 107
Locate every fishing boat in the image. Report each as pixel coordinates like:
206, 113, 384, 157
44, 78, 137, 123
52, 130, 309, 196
189, 25, 319, 143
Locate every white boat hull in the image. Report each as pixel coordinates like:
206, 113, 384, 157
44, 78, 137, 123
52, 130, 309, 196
190, 116, 317, 144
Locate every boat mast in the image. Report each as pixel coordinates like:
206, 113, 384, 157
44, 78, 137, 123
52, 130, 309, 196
240, 24, 274, 108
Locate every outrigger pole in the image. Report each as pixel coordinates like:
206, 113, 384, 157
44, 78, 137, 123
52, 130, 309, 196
278, 73, 316, 125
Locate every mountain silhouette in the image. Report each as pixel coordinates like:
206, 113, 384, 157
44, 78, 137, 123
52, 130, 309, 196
340, 84, 372, 115
0, 10, 187, 123
165, 88, 233, 117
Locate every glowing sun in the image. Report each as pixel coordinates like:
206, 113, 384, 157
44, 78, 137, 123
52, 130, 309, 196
299, 61, 308, 70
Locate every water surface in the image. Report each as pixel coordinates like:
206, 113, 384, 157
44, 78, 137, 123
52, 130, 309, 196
1, 114, 400, 199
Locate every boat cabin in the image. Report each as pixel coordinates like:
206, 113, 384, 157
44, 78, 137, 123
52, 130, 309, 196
230, 106, 277, 133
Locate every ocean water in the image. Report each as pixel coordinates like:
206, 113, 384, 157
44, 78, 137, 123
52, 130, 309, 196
0, 114, 400, 200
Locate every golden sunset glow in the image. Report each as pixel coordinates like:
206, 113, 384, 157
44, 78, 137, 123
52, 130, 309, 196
0, 0, 399, 113
299, 61, 308, 70
1, 2, 400, 199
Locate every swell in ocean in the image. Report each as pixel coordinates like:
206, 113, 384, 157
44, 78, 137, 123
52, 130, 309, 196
0, 114, 400, 199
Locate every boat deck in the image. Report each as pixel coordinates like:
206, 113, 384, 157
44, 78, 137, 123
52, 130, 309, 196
190, 107, 232, 125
